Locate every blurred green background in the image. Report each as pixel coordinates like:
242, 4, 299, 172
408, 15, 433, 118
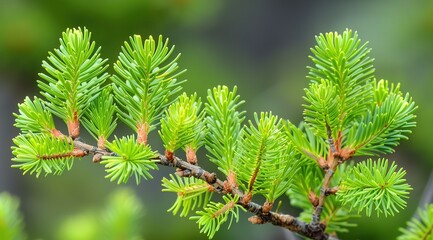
1, 0, 433, 239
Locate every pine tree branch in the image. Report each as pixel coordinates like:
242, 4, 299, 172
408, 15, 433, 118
73, 138, 338, 240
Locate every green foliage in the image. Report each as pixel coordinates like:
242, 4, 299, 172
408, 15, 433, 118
398, 204, 433, 240
11, 133, 74, 177
190, 195, 245, 239
284, 29, 416, 234
37, 27, 109, 123
56, 188, 144, 240
0, 192, 26, 240
111, 34, 185, 134
303, 79, 340, 140
82, 87, 117, 142
320, 198, 358, 233
14, 96, 55, 134
159, 93, 205, 152
296, 197, 358, 233
11, 27, 419, 240
307, 29, 374, 138
345, 79, 417, 156
101, 188, 144, 240
284, 121, 328, 163
337, 158, 412, 217
234, 112, 300, 202
162, 174, 212, 217
288, 162, 358, 233
305, 30, 417, 157
205, 85, 245, 175
287, 164, 319, 212
101, 136, 158, 184
56, 211, 99, 240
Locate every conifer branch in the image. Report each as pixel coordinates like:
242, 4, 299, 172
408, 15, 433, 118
11, 28, 418, 239
72, 138, 336, 240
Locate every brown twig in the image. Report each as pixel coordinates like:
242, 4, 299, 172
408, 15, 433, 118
309, 124, 340, 232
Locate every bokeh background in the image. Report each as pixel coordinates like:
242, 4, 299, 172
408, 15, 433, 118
1, 0, 433, 239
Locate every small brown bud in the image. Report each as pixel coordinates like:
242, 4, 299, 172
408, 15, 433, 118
175, 168, 184, 177
93, 153, 103, 163
227, 170, 237, 187
207, 185, 215, 192
242, 192, 253, 204
186, 146, 197, 165
203, 172, 217, 184
165, 149, 174, 161
223, 170, 237, 193
318, 157, 328, 169
72, 148, 86, 157
248, 216, 264, 224
51, 128, 63, 138
262, 201, 273, 214
325, 186, 339, 195
340, 148, 355, 160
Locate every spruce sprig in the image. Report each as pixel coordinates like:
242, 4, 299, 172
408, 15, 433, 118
190, 195, 245, 239
37, 27, 109, 138
303, 79, 340, 140
111, 35, 185, 145
82, 87, 117, 147
398, 204, 433, 240
159, 93, 205, 154
234, 112, 299, 202
11, 133, 75, 177
14, 96, 55, 134
337, 158, 412, 217
162, 174, 212, 217
205, 85, 245, 175
345, 79, 417, 156
101, 136, 158, 184
307, 29, 375, 138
